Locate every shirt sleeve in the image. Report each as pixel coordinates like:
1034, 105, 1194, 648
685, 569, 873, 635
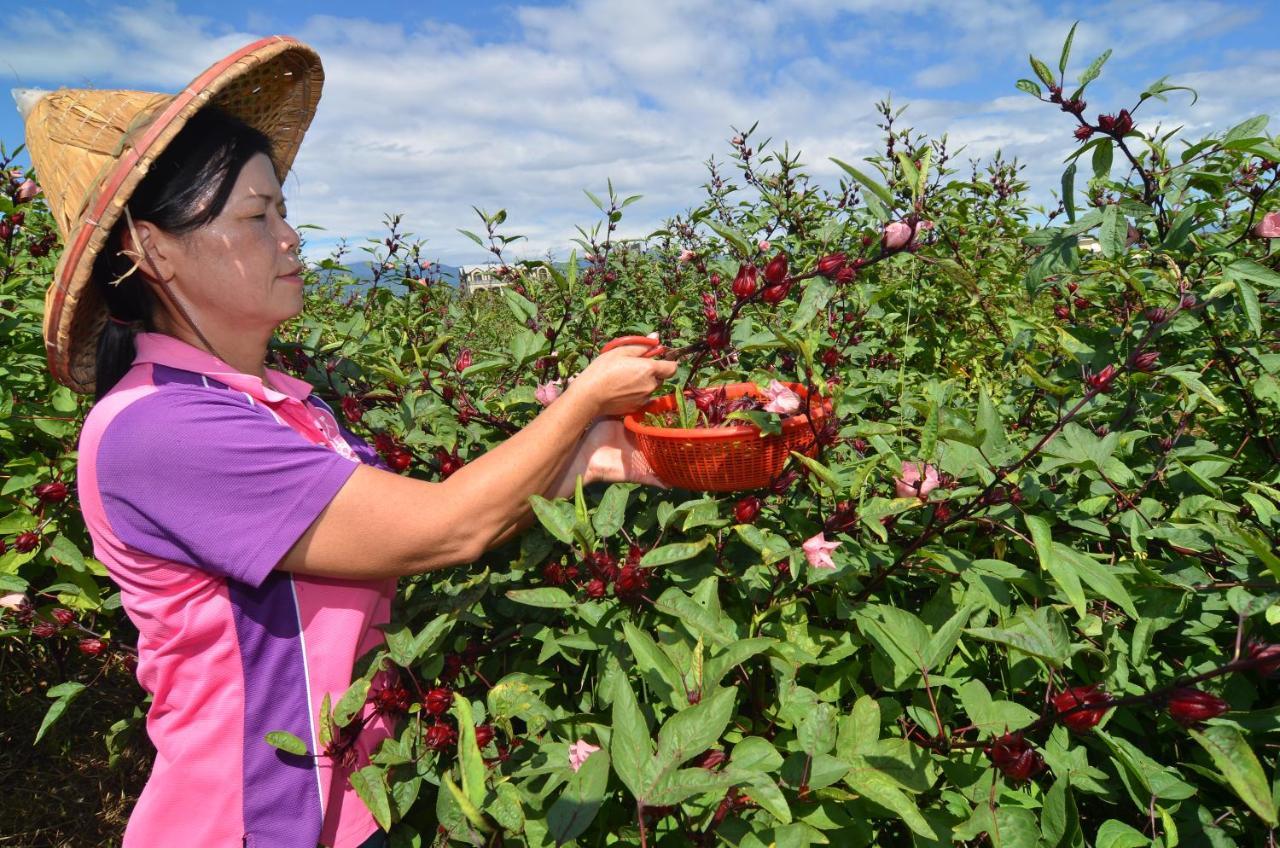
96, 387, 360, 587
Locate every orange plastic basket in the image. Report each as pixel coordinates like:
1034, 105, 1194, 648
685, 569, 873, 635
623, 382, 832, 492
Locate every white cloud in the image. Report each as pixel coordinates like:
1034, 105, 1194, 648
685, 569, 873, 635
3, 0, 1277, 265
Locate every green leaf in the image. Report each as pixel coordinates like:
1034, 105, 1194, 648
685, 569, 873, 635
1061, 163, 1076, 223
528, 494, 576, 544
1189, 725, 1278, 826
350, 765, 393, 831
1234, 278, 1264, 336
830, 158, 894, 209
505, 587, 574, 609
1026, 515, 1086, 618
265, 730, 309, 756
1094, 820, 1149, 848
1030, 54, 1056, 87
655, 686, 736, 769
451, 694, 486, 807
639, 537, 711, 568
333, 677, 371, 727
844, 759, 937, 839
790, 277, 834, 332
742, 776, 792, 824
1054, 543, 1139, 620
1058, 22, 1077, 76
623, 621, 687, 708
705, 220, 752, 257
1166, 369, 1227, 413
1092, 141, 1114, 181
35, 682, 86, 745
592, 484, 630, 539
967, 606, 1071, 667
1077, 48, 1112, 88
1225, 258, 1280, 290
442, 772, 492, 834
1099, 205, 1126, 258
609, 673, 655, 801
1016, 79, 1043, 98
731, 736, 784, 772
547, 747, 610, 845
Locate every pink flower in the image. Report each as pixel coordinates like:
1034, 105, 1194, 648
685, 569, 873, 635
0, 592, 28, 611
761, 380, 800, 415
568, 739, 601, 772
678, 248, 696, 263
1253, 211, 1280, 238
802, 532, 840, 570
883, 221, 913, 251
535, 380, 563, 406
895, 461, 940, 499
757, 240, 771, 253
15, 179, 39, 203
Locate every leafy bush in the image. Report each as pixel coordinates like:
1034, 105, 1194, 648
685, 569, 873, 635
3, 25, 1279, 847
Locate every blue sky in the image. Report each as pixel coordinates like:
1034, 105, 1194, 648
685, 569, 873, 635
4, 1, 1278, 265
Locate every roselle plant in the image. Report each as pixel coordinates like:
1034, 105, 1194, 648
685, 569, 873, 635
3, 22, 1280, 848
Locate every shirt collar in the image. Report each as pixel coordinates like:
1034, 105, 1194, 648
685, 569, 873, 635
131, 332, 313, 404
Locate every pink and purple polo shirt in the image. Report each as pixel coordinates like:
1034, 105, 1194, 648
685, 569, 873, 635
77, 332, 398, 847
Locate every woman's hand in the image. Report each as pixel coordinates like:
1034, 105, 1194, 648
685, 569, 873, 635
565, 339, 676, 418
580, 417, 666, 487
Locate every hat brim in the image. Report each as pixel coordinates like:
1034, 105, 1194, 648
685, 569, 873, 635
42, 35, 323, 393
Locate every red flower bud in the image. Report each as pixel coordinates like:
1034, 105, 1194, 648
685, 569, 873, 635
759, 283, 790, 305
584, 578, 607, 599
824, 501, 858, 533
834, 265, 856, 285
1245, 641, 1280, 678
697, 749, 727, 770
1167, 687, 1228, 727
1144, 306, 1170, 324
701, 292, 718, 322
1073, 297, 1092, 310
734, 496, 761, 524
423, 687, 453, 716
373, 686, 411, 715
769, 469, 799, 495
1053, 684, 1110, 732
13, 532, 40, 554
51, 607, 75, 627
35, 481, 69, 503
424, 721, 457, 750
1074, 125, 1094, 141
340, 395, 363, 423
453, 348, 473, 372
732, 264, 758, 299
821, 348, 840, 369
763, 253, 788, 286
474, 724, 496, 748
1054, 304, 1071, 321
78, 637, 108, 657
1129, 350, 1160, 372
984, 732, 1045, 783
705, 321, 729, 350
31, 620, 58, 638
816, 253, 846, 278
615, 565, 650, 597
386, 449, 413, 472
1085, 364, 1118, 394
543, 563, 566, 586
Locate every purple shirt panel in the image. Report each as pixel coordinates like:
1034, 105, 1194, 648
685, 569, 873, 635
97, 385, 359, 588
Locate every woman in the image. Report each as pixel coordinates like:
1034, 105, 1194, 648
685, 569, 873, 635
18, 37, 674, 848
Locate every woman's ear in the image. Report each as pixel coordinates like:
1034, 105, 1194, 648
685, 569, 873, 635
119, 215, 177, 286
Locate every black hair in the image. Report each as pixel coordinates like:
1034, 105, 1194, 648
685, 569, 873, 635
92, 106, 275, 399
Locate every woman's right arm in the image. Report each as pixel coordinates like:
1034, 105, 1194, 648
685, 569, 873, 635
277, 345, 676, 580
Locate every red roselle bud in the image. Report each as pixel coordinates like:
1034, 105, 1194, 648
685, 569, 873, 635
1245, 641, 1280, 677
1166, 687, 1229, 727
0, 221, 11, 241
386, 449, 413, 472
543, 562, 566, 585
1144, 306, 1170, 324
373, 685, 411, 715
1128, 350, 1160, 372
984, 732, 1045, 783
1054, 304, 1071, 321
824, 501, 858, 534
1053, 684, 1110, 732
424, 721, 457, 750
821, 348, 840, 369
423, 687, 453, 716
13, 532, 40, 554
453, 348, 472, 372
340, 395, 363, 423
31, 620, 58, 638
760, 283, 790, 305
615, 565, 649, 596
734, 496, 761, 524
78, 637, 108, 657
763, 252, 788, 286
815, 253, 846, 278
1073, 297, 1092, 310
701, 292, 718, 321
1074, 125, 1094, 141
697, 749, 727, 770
474, 724, 496, 748
35, 481, 69, 503
51, 607, 75, 627
705, 321, 729, 350
584, 578, 607, 599
1085, 364, 1118, 394
732, 264, 758, 300
769, 469, 799, 495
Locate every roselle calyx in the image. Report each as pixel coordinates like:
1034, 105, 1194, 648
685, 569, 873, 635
816, 253, 846, 278
423, 687, 453, 716
760, 282, 790, 305
706, 321, 730, 350
1245, 641, 1280, 677
984, 732, 1045, 783
763, 252, 789, 286
1085, 364, 1118, 394
734, 496, 762, 524
1166, 687, 1229, 727
1053, 684, 1110, 732
35, 481, 68, 503
732, 264, 758, 299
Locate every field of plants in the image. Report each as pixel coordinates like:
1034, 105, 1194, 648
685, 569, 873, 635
2, 28, 1279, 847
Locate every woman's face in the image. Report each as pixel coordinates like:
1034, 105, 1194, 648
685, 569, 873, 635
158, 152, 304, 332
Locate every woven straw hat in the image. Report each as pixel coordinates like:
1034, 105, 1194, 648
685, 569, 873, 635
15, 35, 323, 393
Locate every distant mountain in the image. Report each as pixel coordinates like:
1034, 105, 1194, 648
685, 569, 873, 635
311, 259, 462, 289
